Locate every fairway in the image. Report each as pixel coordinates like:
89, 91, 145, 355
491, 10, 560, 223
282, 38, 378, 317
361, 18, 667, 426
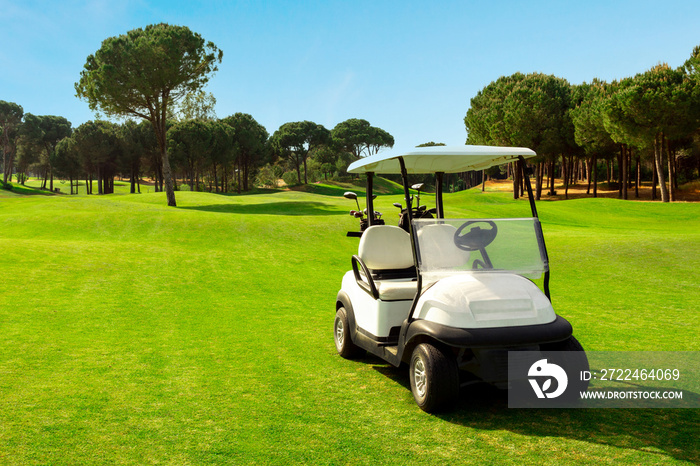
0, 189, 698, 465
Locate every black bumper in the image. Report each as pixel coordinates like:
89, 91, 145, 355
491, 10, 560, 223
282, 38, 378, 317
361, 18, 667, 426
406, 315, 573, 349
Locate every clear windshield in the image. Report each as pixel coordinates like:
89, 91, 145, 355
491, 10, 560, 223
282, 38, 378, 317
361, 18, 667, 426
412, 218, 548, 281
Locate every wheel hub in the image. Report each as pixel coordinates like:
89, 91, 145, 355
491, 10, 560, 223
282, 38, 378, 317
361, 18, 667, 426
335, 318, 344, 349
413, 358, 427, 397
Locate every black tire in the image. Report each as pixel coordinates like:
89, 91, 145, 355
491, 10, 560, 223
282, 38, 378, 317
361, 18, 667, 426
542, 336, 590, 399
409, 343, 460, 413
334, 307, 364, 359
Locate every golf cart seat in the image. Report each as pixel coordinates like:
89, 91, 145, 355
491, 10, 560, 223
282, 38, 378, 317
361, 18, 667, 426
352, 225, 417, 301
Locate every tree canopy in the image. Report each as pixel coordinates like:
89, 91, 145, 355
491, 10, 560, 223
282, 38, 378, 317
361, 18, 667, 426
331, 118, 394, 160
271, 121, 329, 184
21, 114, 72, 191
75, 23, 223, 206
1, 100, 24, 184
221, 113, 269, 192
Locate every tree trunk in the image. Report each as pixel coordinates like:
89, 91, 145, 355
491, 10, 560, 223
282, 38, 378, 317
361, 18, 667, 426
667, 139, 674, 202
296, 158, 302, 185
621, 145, 628, 200
302, 156, 308, 185
236, 159, 242, 194
586, 158, 592, 195
563, 156, 570, 199
654, 132, 669, 202
592, 154, 598, 198
635, 152, 640, 199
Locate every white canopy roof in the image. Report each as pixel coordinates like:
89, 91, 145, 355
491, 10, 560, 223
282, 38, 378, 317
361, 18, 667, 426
347, 145, 537, 174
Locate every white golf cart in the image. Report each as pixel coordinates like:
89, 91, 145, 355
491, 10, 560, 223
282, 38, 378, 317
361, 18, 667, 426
334, 145, 586, 412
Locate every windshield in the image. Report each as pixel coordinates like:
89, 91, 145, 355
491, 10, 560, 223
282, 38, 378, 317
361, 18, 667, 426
412, 218, 548, 281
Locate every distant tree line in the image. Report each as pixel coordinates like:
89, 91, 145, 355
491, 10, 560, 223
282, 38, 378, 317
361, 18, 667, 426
0, 99, 394, 195
465, 46, 700, 202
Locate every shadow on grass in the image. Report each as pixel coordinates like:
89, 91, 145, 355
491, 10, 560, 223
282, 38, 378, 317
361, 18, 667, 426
179, 201, 342, 216
371, 362, 698, 464
0, 184, 55, 196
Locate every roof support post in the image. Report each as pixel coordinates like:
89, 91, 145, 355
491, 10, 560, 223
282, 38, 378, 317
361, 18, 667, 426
366, 172, 374, 227
435, 172, 444, 219
519, 156, 551, 300
398, 157, 423, 331
519, 156, 538, 219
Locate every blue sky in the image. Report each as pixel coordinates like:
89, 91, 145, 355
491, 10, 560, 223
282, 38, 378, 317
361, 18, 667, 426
2, 0, 700, 147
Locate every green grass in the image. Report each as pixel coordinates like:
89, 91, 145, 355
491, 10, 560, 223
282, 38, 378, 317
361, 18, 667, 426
0, 188, 698, 464
292, 176, 407, 196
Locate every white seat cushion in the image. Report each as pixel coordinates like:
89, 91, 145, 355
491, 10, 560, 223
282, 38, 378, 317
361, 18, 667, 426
358, 225, 414, 270
376, 279, 417, 301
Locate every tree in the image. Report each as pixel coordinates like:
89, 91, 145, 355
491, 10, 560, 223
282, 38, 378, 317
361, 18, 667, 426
417, 142, 446, 147
21, 114, 72, 191
465, 73, 526, 147
206, 120, 235, 192
569, 81, 618, 198
221, 113, 269, 192
310, 144, 340, 180
71, 120, 120, 194
271, 121, 329, 184
167, 119, 213, 191
0, 101, 24, 185
331, 118, 394, 161
465, 73, 573, 199
75, 23, 223, 206
54, 137, 82, 194
119, 120, 145, 193
603, 65, 694, 202
176, 90, 217, 122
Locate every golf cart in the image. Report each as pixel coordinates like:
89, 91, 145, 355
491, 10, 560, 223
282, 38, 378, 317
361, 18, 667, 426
334, 145, 586, 412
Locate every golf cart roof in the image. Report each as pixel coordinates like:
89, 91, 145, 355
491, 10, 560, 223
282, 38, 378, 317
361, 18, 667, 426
347, 145, 537, 175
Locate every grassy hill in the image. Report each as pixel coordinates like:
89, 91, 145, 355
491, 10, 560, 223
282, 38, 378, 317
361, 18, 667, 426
0, 188, 698, 464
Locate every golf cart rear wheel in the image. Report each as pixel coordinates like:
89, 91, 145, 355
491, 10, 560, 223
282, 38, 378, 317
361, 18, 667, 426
334, 307, 364, 359
409, 343, 459, 413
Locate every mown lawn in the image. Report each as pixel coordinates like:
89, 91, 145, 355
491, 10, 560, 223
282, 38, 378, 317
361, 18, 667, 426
0, 188, 698, 464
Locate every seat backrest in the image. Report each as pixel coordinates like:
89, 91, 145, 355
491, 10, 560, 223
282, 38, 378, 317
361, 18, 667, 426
358, 225, 414, 270
416, 223, 470, 270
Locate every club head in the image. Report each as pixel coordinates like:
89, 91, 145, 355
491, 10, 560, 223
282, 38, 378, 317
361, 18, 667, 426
343, 191, 358, 201
393, 203, 402, 209
411, 183, 424, 191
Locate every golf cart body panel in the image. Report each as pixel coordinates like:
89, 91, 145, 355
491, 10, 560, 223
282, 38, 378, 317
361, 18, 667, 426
414, 273, 555, 328
340, 270, 412, 339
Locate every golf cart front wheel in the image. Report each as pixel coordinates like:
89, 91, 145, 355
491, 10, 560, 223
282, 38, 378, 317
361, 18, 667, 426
542, 336, 590, 399
334, 307, 364, 359
409, 343, 459, 413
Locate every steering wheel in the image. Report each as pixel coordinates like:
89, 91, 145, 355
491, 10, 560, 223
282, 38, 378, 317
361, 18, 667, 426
453, 220, 498, 251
